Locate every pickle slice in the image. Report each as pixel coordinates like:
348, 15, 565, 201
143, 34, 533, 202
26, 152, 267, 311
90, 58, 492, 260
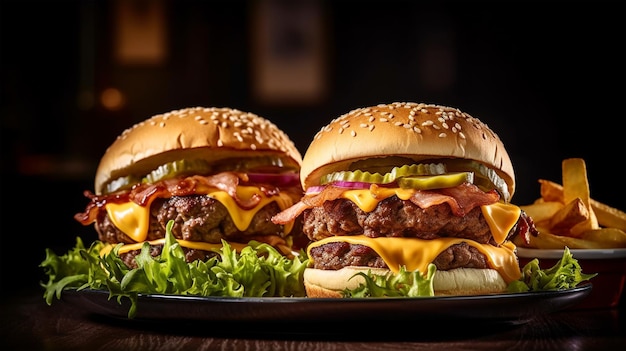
104, 157, 296, 194
442, 159, 510, 200
212, 156, 296, 173
144, 159, 212, 184
105, 175, 142, 194
397, 172, 474, 190
320, 163, 447, 185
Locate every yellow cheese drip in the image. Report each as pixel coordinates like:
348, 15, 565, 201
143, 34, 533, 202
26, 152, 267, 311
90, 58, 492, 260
340, 188, 520, 252
105, 186, 295, 244
307, 235, 521, 283
481, 202, 521, 245
99, 238, 249, 256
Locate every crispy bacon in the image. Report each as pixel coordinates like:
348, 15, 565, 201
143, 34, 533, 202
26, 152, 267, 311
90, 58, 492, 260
409, 183, 500, 216
271, 182, 500, 224
75, 172, 286, 226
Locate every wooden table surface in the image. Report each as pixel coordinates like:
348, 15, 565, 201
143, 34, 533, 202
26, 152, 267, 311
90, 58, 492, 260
2, 289, 625, 351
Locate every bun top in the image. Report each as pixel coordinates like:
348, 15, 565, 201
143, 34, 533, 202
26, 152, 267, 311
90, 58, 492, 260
95, 107, 303, 195
301, 102, 515, 200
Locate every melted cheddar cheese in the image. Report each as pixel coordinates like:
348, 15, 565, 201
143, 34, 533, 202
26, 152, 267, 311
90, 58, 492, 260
105, 185, 295, 243
309, 188, 523, 283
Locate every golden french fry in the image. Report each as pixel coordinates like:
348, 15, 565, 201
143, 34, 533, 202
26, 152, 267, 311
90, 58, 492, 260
561, 158, 598, 231
520, 201, 563, 223
548, 198, 589, 236
539, 179, 564, 202
591, 201, 626, 231
530, 229, 609, 249
527, 231, 565, 250
581, 228, 626, 248
539, 176, 626, 230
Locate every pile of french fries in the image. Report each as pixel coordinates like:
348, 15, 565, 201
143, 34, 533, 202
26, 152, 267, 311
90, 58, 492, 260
514, 158, 626, 249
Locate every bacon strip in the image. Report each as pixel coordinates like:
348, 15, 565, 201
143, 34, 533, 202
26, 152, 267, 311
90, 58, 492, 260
271, 183, 500, 224
75, 172, 289, 226
409, 183, 500, 216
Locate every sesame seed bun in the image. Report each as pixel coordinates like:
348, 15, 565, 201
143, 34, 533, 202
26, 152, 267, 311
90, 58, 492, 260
303, 266, 507, 298
301, 102, 515, 201
95, 107, 302, 195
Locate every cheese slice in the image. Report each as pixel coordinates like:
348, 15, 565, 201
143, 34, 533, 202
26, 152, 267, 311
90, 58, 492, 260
310, 187, 523, 283
105, 185, 295, 244
307, 235, 521, 283
99, 238, 249, 256
340, 188, 521, 248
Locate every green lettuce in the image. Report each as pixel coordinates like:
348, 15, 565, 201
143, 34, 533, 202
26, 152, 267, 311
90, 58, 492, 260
341, 265, 436, 297
40, 220, 308, 318
507, 247, 597, 293
342, 247, 596, 297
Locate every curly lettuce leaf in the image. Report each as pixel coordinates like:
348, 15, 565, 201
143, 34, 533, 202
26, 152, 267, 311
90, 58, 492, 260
507, 247, 597, 293
40, 220, 308, 318
342, 265, 436, 297
342, 247, 596, 297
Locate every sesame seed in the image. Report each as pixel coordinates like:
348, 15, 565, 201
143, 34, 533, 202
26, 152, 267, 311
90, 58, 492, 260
360, 123, 368, 128
351, 130, 357, 137
369, 125, 375, 131
438, 132, 447, 138
380, 118, 388, 122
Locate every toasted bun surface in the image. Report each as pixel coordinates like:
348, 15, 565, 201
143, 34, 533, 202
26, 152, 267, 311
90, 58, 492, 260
301, 102, 515, 200
95, 107, 302, 195
303, 266, 507, 298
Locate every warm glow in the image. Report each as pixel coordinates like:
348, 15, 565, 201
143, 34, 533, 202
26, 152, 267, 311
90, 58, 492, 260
100, 88, 125, 111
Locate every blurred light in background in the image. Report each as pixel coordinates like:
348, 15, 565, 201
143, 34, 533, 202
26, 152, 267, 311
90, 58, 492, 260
100, 87, 126, 111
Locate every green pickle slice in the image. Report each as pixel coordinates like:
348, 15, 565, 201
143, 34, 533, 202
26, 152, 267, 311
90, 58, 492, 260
320, 159, 509, 198
145, 159, 212, 184
442, 159, 510, 200
321, 163, 446, 185
104, 156, 294, 195
397, 172, 474, 190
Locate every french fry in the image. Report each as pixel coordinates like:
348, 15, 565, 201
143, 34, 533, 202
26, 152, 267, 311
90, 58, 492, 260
521, 158, 626, 249
528, 229, 610, 250
538, 178, 626, 230
548, 198, 589, 236
539, 179, 564, 202
581, 228, 626, 248
520, 201, 563, 223
591, 201, 626, 231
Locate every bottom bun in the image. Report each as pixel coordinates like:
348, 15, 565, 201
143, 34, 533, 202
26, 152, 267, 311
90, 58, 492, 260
303, 267, 507, 298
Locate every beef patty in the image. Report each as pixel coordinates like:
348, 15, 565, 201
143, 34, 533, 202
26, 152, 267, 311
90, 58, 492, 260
95, 194, 299, 268
305, 196, 533, 271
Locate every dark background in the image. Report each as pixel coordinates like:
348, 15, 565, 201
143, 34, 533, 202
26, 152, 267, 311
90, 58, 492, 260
1, 0, 624, 298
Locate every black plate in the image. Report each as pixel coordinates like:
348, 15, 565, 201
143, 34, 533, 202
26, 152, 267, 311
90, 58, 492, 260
61, 284, 592, 327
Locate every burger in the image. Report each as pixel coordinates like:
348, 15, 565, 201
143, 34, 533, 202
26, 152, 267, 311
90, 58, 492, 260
74, 106, 306, 267
272, 102, 538, 297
